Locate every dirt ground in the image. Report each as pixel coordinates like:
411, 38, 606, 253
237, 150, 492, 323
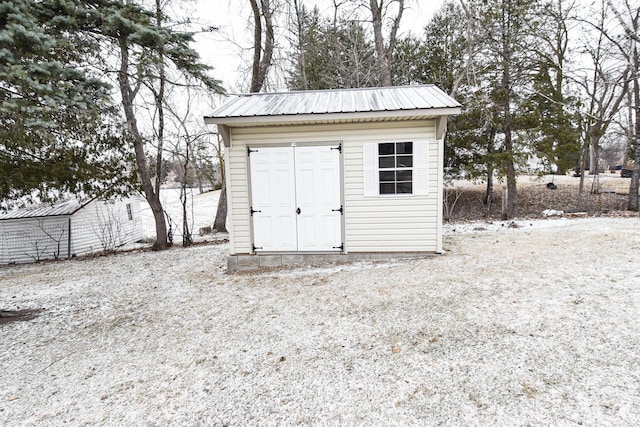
446, 173, 635, 221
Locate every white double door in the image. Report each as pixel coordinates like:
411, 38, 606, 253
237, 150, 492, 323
249, 144, 342, 252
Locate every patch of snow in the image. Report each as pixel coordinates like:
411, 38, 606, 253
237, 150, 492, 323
542, 209, 564, 217
1, 217, 639, 425
443, 217, 575, 234
138, 188, 221, 243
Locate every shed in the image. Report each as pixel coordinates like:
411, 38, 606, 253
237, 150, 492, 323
205, 85, 461, 271
0, 197, 143, 264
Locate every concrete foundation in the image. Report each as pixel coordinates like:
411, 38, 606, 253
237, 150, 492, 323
227, 252, 436, 273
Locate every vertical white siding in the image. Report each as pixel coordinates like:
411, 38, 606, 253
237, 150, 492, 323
70, 198, 144, 256
0, 217, 70, 264
226, 120, 442, 254
0, 197, 144, 264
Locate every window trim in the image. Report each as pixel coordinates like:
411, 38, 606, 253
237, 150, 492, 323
363, 140, 429, 197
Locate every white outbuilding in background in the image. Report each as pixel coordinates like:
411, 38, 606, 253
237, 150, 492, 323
0, 197, 143, 264
205, 85, 461, 271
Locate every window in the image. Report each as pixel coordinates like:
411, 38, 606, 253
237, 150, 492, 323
126, 203, 133, 221
378, 142, 413, 194
363, 140, 428, 197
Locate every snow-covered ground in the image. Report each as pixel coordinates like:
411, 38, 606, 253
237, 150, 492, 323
1, 216, 639, 425
138, 188, 222, 243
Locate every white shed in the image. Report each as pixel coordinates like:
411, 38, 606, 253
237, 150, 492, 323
0, 197, 143, 264
205, 85, 461, 271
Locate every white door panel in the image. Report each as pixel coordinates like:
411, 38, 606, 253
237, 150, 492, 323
294, 145, 342, 251
249, 145, 342, 252
249, 147, 297, 251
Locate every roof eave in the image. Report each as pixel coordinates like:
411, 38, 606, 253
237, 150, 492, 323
204, 107, 462, 127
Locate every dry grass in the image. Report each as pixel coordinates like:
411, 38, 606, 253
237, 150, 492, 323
446, 178, 632, 221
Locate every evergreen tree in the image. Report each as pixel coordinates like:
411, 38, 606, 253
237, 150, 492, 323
2, 0, 224, 248
287, 8, 378, 90
521, 0, 581, 175
475, 0, 543, 219
0, 0, 134, 207
524, 62, 582, 174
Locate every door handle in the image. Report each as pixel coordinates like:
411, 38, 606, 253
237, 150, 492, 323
296, 207, 301, 215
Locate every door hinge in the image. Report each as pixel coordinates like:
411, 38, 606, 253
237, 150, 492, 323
250, 207, 261, 216
331, 143, 342, 153
333, 243, 344, 251
247, 147, 258, 156
332, 205, 343, 215
252, 244, 263, 252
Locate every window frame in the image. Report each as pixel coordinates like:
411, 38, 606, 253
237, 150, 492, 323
363, 139, 428, 198
377, 141, 414, 195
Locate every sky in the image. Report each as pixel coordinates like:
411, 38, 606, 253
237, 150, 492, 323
194, 0, 446, 94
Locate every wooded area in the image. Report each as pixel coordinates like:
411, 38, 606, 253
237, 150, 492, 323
1, 0, 638, 249
281, 0, 640, 218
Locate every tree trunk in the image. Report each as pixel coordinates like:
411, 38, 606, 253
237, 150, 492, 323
629, 57, 640, 211
503, 147, 518, 220
623, 88, 633, 167
484, 127, 496, 208
369, 0, 404, 86
502, 116, 518, 219
577, 138, 589, 209
501, 33, 517, 220
212, 130, 227, 233
589, 137, 600, 175
181, 144, 192, 246
117, 37, 168, 250
249, 0, 274, 93
484, 169, 494, 206
293, 0, 308, 90
214, 182, 228, 232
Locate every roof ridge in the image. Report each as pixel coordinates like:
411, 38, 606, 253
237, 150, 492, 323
228, 84, 437, 97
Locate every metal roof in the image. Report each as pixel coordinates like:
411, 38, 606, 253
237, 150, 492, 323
0, 199, 86, 220
206, 85, 461, 125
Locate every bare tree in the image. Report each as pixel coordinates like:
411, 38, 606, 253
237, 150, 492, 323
212, 112, 228, 233
457, 0, 499, 207
530, 0, 582, 175
290, 0, 309, 90
92, 203, 127, 252
117, 37, 169, 250
367, 0, 406, 86
26, 220, 66, 261
575, 0, 629, 199
454, 0, 481, 96
164, 87, 213, 245
213, 0, 279, 233
606, 0, 640, 210
249, 0, 277, 93
113, 0, 222, 250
